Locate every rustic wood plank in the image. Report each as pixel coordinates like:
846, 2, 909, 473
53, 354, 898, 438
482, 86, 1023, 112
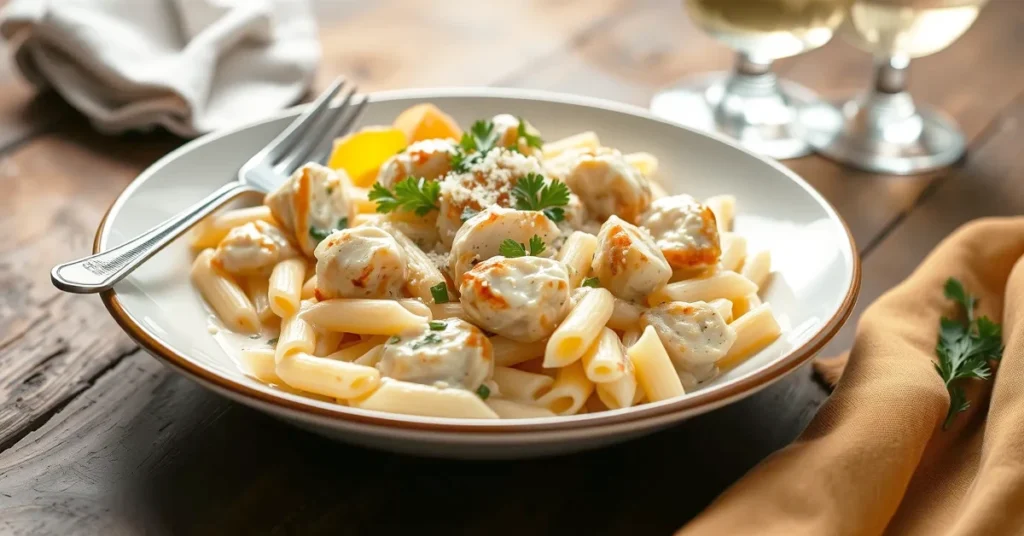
822, 91, 1024, 357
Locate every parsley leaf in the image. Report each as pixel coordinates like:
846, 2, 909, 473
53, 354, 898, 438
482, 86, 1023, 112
461, 207, 479, 223
388, 335, 401, 344
428, 320, 447, 331
368, 177, 440, 216
935, 277, 1004, 429
499, 235, 545, 258
308, 217, 349, 245
266, 337, 278, 345
511, 173, 570, 223
517, 117, 543, 150
476, 384, 491, 400
411, 332, 443, 350
460, 120, 499, 154
430, 282, 450, 304
582, 277, 600, 288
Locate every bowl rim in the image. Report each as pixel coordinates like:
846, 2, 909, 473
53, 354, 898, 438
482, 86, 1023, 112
97, 86, 860, 434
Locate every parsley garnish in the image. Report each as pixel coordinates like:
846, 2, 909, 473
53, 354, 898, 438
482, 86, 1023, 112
511, 173, 569, 223
428, 320, 447, 331
411, 332, 443, 350
460, 207, 479, 223
460, 120, 499, 154
582, 277, 600, 288
517, 117, 543, 150
430, 282, 450, 304
499, 235, 545, 258
936, 277, 1004, 429
387, 335, 401, 344
307, 217, 348, 245
266, 337, 278, 345
368, 177, 440, 216
476, 384, 491, 400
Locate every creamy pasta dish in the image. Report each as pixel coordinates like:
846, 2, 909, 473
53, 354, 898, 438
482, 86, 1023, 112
189, 103, 782, 420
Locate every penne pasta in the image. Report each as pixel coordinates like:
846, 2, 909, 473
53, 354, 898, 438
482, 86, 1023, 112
580, 327, 629, 383
709, 298, 734, 323
313, 329, 344, 357
276, 310, 315, 363
719, 303, 781, 369
429, 302, 469, 321
492, 336, 548, 367
326, 336, 389, 362
595, 362, 638, 410
607, 298, 644, 331
301, 275, 317, 300
190, 205, 275, 249
535, 361, 595, 416
624, 152, 659, 178
300, 298, 428, 335
627, 326, 685, 402
705, 194, 735, 233
557, 231, 599, 288
621, 329, 642, 349
648, 271, 759, 306
486, 398, 556, 419
276, 352, 381, 400
380, 222, 448, 302
347, 185, 377, 214
545, 288, 614, 368
352, 344, 385, 367
238, 347, 284, 385
719, 232, 747, 273
542, 131, 600, 159
742, 250, 772, 290
245, 275, 274, 324
397, 298, 433, 320
269, 258, 306, 318
351, 379, 500, 419
492, 366, 555, 402
191, 249, 260, 334
731, 293, 762, 319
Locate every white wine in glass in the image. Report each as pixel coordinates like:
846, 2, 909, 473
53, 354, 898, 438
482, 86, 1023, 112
651, 0, 851, 160
800, 0, 987, 174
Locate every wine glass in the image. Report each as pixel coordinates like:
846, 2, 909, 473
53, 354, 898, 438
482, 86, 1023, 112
651, 0, 851, 160
799, 0, 988, 174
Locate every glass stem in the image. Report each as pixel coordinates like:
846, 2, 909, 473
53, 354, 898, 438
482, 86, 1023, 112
874, 55, 910, 94
734, 52, 773, 77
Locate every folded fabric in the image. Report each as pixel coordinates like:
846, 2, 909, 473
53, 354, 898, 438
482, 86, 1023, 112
0, 0, 320, 137
678, 217, 1024, 535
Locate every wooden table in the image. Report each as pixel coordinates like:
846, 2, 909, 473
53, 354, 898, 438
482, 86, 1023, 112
2, 1, 1022, 533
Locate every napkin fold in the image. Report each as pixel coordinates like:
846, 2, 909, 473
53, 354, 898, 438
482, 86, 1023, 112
0, 0, 320, 136
679, 217, 1024, 536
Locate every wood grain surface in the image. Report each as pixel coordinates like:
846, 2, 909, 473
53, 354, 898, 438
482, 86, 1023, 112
1, 1, 1022, 534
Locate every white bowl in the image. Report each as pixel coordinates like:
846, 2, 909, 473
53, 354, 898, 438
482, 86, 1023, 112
97, 88, 859, 459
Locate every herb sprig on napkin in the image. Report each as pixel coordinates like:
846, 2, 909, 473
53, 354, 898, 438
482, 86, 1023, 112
935, 278, 1004, 429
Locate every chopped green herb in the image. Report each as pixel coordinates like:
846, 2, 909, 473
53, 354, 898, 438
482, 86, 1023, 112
326, 185, 334, 194
368, 177, 440, 216
266, 337, 278, 345
476, 384, 491, 400
428, 320, 447, 331
411, 332, 443, 350
430, 282, 450, 304
397, 146, 406, 154
582, 277, 600, 288
388, 335, 401, 344
935, 277, 1004, 429
499, 235, 545, 258
461, 207, 479, 223
517, 117, 543, 150
337, 217, 348, 229
308, 226, 331, 243
459, 119, 499, 154
511, 173, 569, 223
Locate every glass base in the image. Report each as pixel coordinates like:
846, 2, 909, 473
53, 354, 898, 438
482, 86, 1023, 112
799, 94, 966, 175
650, 71, 818, 160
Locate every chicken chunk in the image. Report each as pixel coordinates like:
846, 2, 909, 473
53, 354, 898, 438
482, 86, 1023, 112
449, 206, 560, 282
376, 138, 457, 190
591, 216, 672, 302
561, 147, 652, 223
211, 220, 298, 276
436, 148, 544, 247
313, 226, 408, 300
491, 113, 541, 156
460, 256, 571, 342
639, 195, 721, 270
377, 318, 493, 390
641, 301, 736, 371
264, 163, 354, 256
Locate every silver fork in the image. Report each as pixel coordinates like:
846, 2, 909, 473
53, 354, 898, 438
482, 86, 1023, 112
51, 77, 368, 294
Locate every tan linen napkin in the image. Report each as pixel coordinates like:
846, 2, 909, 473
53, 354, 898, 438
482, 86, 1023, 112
678, 217, 1024, 536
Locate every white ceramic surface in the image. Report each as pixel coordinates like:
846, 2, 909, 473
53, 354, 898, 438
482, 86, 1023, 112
97, 88, 860, 459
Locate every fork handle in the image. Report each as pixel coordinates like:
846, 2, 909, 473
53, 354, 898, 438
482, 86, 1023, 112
52, 181, 255, 294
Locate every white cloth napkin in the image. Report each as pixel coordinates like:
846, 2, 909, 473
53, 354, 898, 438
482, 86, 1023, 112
0, 0, 320, 136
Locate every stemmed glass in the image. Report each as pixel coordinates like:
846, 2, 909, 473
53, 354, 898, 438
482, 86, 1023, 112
651, 0, 851, 160
800, 0, 988, 174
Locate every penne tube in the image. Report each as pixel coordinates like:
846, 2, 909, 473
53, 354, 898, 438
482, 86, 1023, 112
492, 336, 548, 367
557, 231, 599, 288
429, 302, 469, 321
705, 194, 735, 233
276, 310, 315, 363
351, 379, 500, 419
621, 329, 642, 349
607, 298, 644, 331
301, 275, 317, 300
742, 250, 772, 290
535, 361, 595, 416
190, 205, 275, 249
627, 326, 685, 402
544, 288, 614, 368
648, 271, 758, 306
492, 366, 555, 402
327, 336, 389, 362
313, 329, 343, 357
624, 152, 658, 178
719, 232, 747, 273
731, 293, 762, 319
191, 249, 260, 334
379, 223, 448, 302
580, 327, 628, 383
238, 347, 284, 385
486, 398, 556, 419
269, 258, 306, 318
719, 303, 781, 369
596, 360, 638, 410
300, 299, 428, 335
352, 344, 385, 367
709, 298, 734, 323
397, 298, 432, 320
276, 352, 381, 400
542, 131, 600, 159
244, 275, 274, 324
347, 185, 377, 214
